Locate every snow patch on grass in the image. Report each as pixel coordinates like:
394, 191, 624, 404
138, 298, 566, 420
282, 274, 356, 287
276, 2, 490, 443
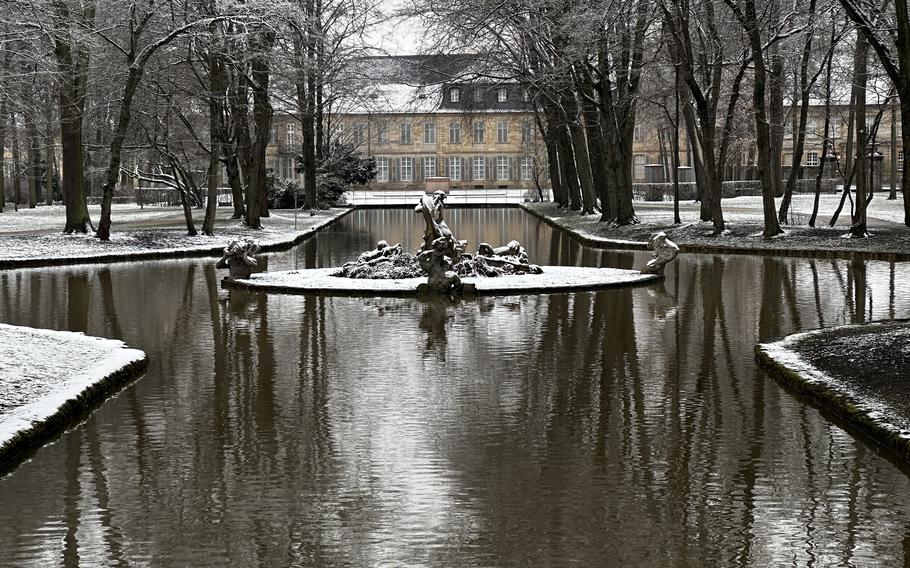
0, 324, 147, 462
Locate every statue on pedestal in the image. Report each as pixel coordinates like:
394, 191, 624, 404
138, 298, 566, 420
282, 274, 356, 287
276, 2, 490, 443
216, 238, 260, 280
640, 232, 679, 275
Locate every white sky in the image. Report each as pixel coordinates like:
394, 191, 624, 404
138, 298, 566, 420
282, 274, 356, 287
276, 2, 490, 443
365, 0, 423, 55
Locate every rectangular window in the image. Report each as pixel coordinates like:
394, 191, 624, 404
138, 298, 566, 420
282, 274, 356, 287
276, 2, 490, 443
400, 157, 413, 181
378, 123, 389, 143
634, 124, 646, 142
497, 120, 508, 144
376, 157, 389, 182
449, 88, 460, 103
424, 156, 437, 178
473, 89, 484, 103
496, 156, 509, 180
286, 123, 297, 146
805, 152, 819, 167
424, 121, 436, 144
497, 88, 508, 103
633, 154, 647, 180
899, 151, 905, 172
522, 89, 530, 102
473, 120, 485, 144
280, 156, 295, 179
521, 121, 532, 144
449, 121, 461, 144
354, 124, 365, 146
520, 156, 533, 181
447, 157, 461, 181
473, 155, 486, 180
400, 123, 412, 145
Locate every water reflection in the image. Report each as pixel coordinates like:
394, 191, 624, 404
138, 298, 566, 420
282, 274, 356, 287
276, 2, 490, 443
0, 208, 909, 566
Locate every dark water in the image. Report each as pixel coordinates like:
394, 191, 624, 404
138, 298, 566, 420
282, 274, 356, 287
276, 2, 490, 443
1, 208, 910, 567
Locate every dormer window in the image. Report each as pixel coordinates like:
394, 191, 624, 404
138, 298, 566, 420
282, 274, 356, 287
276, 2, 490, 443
449, 88, 461, 103
497, 88, 508, 102
522, 89, 530, 102
473, 89, 484, 102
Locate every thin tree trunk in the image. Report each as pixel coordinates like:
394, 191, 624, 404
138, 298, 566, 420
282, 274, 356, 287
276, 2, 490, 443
850, 30, 870, 237
889, 101, 898, 199
244, 29, 274, 229
26, 112, 39, 208
10, 113, 20, 211
810, 38, 835, 227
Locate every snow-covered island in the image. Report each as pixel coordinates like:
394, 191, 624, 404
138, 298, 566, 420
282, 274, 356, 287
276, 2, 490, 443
0, 324, 148, 473
756, 320, 910, 466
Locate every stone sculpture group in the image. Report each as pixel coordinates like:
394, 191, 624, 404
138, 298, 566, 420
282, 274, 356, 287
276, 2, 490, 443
334, 190, 542, 294
216, 238, 260, 280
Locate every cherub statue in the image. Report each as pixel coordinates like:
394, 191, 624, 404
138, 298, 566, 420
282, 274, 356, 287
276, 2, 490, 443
640, 232, 679, 275
216, 238, 260, 279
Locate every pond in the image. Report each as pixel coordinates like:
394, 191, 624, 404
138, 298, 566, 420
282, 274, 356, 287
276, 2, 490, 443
1, 207, 909, 566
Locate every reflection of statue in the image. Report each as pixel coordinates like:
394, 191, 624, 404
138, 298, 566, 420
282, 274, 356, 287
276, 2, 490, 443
418, 236, 464, 295
216, 238, 259, 279
640, 232, 679, 275
415, 190, 465, 259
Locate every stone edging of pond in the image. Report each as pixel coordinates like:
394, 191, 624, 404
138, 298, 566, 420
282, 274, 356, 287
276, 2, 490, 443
519, 203, 910, 261
0, 208, 354, 270
755, 323, 910, 467
0, 325, 149, 476
221, 266, 661, 297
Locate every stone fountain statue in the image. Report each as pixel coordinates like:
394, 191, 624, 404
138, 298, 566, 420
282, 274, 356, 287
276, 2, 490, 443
332, 191, 542, 294
640, 232, 679, 275
216, 238, 260, 279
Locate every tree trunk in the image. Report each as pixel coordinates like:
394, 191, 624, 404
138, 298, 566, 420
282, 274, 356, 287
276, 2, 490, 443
26, 113, 39, 208
578, 77, 611, 219
203, 35, 228, 237
850, 30, 870, 237
45, 139, 54, 205
565, 94, 597, 214
53, 0, 93, 234
742, 0, 782, 237
96, 67, 143, 241
889, 101, 898, 199
244, 30, 274, 230
768, 0, 785, 198
0, 96, 5, 213
809, 42, 834, 228
10, 113, 20, 211
555, 123, 581, 210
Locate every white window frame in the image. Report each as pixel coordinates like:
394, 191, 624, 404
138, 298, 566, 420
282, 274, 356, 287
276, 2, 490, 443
424, 121, 436, 144
520, 156, 533, 181
899, 151, 905, 172
400, 122, 412, 145
424, 156, 437, 178
497, 88, 508, 103
378, 123, 389, 144
376, 157, 389, 182
286, 123, 297, 146
473, 155, 485, 180
473, 89, 484, 103
805, 152, 819, 167
447, 157, 461, 181
497, 120, 508, 144
400, 157, 413, 181
449, 88, 460, 103
449, 121, 461, 144
521, 121, 532, 144
473, 120, 485, 144
496, 156, 509, 180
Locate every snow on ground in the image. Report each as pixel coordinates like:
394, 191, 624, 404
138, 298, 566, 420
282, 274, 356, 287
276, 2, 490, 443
757, 322, 910, 464
0, 203, 176, 234
226, 265, 660, 296
0, 324, 147, 467
0, 208, 350, 265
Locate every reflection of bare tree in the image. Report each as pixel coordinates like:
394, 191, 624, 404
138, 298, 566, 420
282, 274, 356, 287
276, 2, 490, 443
62, 432, 81, 568
98, 268, 123, 339
66, 272, 89, 333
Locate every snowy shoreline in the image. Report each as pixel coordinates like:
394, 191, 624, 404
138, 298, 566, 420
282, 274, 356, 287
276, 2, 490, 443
0, 324, 148, 475
0, 208, 352, 269
756, 322, 910, 467
522, 202, 910, 261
